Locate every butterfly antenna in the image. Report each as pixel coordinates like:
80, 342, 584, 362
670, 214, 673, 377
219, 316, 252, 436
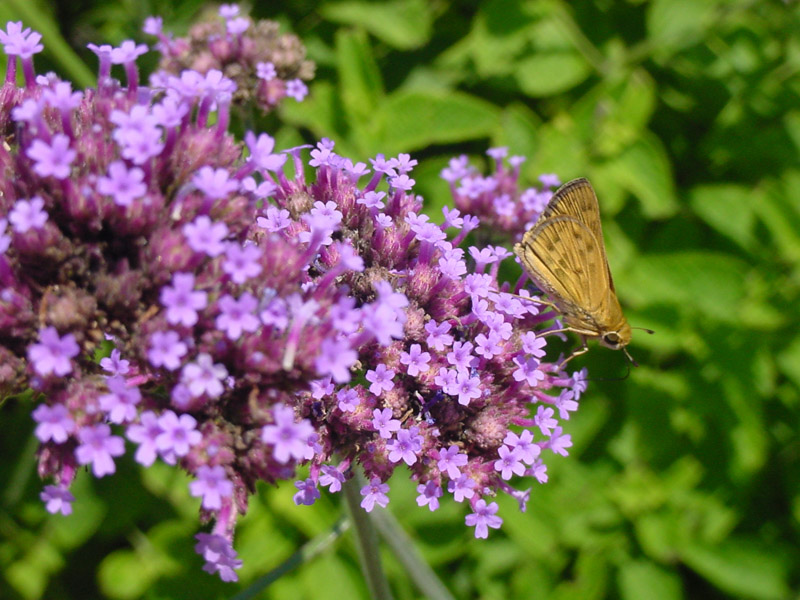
632, 327, 655, 335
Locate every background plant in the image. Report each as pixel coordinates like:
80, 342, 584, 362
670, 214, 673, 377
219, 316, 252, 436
1, 0, 798, 599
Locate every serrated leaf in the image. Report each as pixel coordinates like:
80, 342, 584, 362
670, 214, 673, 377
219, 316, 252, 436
320, 0, 432, 50
680, 540, 791, 600
515, 52, 591, 97
604, 134, 679, 218
618, 560, 683, 600
374, 90, 500, 155
689, 184, 757, 250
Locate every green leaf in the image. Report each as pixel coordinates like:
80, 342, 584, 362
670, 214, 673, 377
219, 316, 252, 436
646, 0, 718, 61
756, 171, 800, 264
320, 0, 433, 49
777, 334, 800, 389
680, 540, 791, 600
621, 251, 747, 322
515, 51, 591, 97
618, 561, 683, 600
335, 29, 384, 124
603, 133, 679, 218
689, 184, 757, 250
374, 90, 500, 155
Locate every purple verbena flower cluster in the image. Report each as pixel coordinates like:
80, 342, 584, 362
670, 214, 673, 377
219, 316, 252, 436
144, 4, 313, 114
442, 147, 562, 241
0, 12, 588, 583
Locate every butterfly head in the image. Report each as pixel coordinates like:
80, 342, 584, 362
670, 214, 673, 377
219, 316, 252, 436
599, 321, 632, 350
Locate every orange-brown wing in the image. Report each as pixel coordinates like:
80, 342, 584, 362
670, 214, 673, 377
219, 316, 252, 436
538, 178, 616, 293
515, 215, 609, 335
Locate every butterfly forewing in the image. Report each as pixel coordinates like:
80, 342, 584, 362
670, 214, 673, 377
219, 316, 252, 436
514, 178, 630, 343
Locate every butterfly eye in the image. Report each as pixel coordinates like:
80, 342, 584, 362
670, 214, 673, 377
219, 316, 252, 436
602, 332, 621, 349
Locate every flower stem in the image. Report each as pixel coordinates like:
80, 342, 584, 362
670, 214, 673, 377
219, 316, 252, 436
343, 472, 394, 600
231, 517, 350, 600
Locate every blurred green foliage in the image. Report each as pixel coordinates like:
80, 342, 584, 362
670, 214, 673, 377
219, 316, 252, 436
1, 0, 799, 598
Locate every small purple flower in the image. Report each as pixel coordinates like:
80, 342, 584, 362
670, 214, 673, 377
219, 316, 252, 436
195, 533, 243, 583
416, 481, 443, 511
504, 430, 541, 465
193, 166, 239, 199
286, 79, 308, 101
386, 427, 423, 466
256, 61, 276, 81
366, 364, 395, 396
147, 330, 188, 371
189, 465, 234, 510
521, 332, 547, 358
448, 475, 476, 502
27, 327, 80, 377
222, 243, 262, 284
215, 293, 260, 340
425, 320, 453, 351
293, 478, 320, 506
75, 424, 125, 477
554, 389, 579, 420
534, 406, 558, 437
399, 344, 431, 377
26, 134, 75, 179
465, 499, 502, 539
494, 445, 525, 480
256, 205, 291, 232
319, 465, 346, 492
40, 485, 75, 515
315, 337, 357, 383
437, 445, 468, 479
9, 196, 48, 233
97, 161, 147, 206
360, 477, 390, 512
100, 348, 130, 375
474, 331, 503, 360
99, 375, 142, 424
181, 353, 229, 399
539, 173, 561, 188
156, 410, 201, 457
183, 216, 229, 257
453, 371, 482, 406
512, 355, 545, 387
160, 272, 208, 327
547, 427, 572, 457
335, 388, 360, 412
126, 411, 162, 466
357, 190, 385, 210
261, 404, 314, 463
32, 403, 75, 443
372, 408, 401, 439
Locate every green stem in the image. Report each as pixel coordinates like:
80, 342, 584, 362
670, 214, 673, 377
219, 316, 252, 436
231, 517, 349, 600
370, 508, 456, 600
342, 473, 394, 600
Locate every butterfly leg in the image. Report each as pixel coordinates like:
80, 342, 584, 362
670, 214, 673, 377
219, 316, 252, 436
557, 339, 590, 370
